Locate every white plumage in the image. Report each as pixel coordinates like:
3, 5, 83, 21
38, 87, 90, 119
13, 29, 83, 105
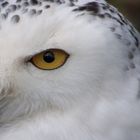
0, 0, 140, 140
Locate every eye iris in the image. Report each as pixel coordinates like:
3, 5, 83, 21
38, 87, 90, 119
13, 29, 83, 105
43, 51, 55, 63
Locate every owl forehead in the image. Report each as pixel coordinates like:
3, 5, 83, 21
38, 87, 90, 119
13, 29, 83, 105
0, 0, 139, 48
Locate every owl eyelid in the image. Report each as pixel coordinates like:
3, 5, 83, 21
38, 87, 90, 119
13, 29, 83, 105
25, 48, 55, 63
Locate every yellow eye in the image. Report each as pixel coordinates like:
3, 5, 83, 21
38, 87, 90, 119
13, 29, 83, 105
31, 49, 69, 70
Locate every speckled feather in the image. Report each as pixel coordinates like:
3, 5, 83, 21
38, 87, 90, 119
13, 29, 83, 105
0, 0, 139, 47
0, 0, 140, 140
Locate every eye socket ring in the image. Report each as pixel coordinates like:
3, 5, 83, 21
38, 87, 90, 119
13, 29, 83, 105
30, 49, 69, 70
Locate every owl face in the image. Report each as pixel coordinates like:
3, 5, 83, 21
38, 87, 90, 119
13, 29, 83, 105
0, 3, 127, 124
0, 1, 140, 140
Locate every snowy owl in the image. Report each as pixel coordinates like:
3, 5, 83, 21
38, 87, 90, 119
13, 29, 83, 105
0, 0, 140, 140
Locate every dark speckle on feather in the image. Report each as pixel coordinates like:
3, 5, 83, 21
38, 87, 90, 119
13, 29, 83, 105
1, 1, 9, 7
16, 0, 22, 3
37, 10, 42, 15
44, 5, 50, 9
128, 52, 134, 60
30, 0, 38, 5
73, 2, 99, 14
8, 5, 17, 12
1, 13, 8, 19
23, 2, 29, 7
29, 9, 37, 15
11, 15, 20, 23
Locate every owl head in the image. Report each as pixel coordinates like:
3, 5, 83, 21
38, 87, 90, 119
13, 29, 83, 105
0, 0, 139, 127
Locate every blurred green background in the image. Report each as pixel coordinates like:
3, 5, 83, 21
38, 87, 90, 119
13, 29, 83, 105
107, 0, 140, 31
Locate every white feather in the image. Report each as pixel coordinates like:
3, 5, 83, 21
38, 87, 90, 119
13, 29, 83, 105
0, 0, 140, 140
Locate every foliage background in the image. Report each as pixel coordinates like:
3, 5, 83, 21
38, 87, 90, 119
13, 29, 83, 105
107, 0, 140, 31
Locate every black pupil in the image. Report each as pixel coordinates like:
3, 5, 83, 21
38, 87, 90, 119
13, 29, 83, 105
43, 51, 55, 63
